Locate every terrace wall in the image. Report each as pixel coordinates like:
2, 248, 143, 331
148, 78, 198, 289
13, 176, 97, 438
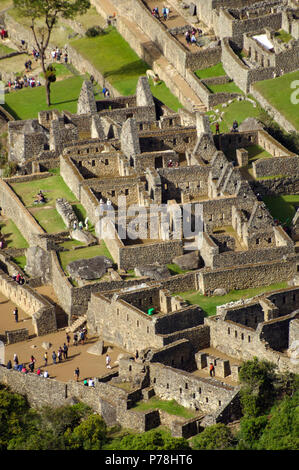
0, 179, 45, 244
0, 269, 56, 336
198, 258, 297, 294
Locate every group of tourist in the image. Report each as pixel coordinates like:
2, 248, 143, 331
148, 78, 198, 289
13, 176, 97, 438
73, 327, 87, 346
151, 6, 170, 21
50, 46, 68, 64
73, 217, 89, 231
6, 353, 49, 378
83, 377, 95, 387
34, 190, 46, 204
167, 159, 179, 168
7, 75, 41, 91
12, 273, 25, 285
185, 27, 202, 46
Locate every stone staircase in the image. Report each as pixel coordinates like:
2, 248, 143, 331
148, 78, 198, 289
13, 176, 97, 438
93, 0, 206, 114
66, 314, 87, 333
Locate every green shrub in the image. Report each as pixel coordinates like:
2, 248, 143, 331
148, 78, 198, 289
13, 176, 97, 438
86, 26, 105, 37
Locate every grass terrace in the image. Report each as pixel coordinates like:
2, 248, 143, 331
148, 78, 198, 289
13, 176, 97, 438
0, 218, 29, 249
275, 29, 294, 43
132, 398, 198, 419
194, 63, 226, 79
262, 194, 299, 227
177, 281, 289, 317
0, 43, 15, 56
10, 174, 78, 233
70, 27, 182, 111
204, 81, 243, 95
3, 75, 102, 120
58, 242, 113, 274
208, 98, 262, 134
253, 71, 299, 130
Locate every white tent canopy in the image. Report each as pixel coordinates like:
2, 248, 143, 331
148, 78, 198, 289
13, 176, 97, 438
253, 34, 274, 51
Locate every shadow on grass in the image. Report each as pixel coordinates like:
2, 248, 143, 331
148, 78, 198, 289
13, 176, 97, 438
103, 59, 147, 80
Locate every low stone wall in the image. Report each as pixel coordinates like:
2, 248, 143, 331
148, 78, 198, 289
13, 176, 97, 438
198, 258, 297, 294
252, 156, 299, 179
0, 179, 45, 244
5, 328, 29, 345
249, 175, 299, 197
119, 240, 184, 270
0, 269, 57, 336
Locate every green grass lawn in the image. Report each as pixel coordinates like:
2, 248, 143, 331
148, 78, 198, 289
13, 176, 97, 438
247, 144, 273, 162
194, 63, 226, 79
132, 398, 197, 419
275, 29, 294, 43
70, 27, 182, 111
30, 207, 66, 233
208, 98, 263, 133
3, 75, 102, 120
167, 264, 188, 275
0, 43, 15, 56
10, 175, 77, 208
253, 71, 299, 130
204, 81, 243, 95
177, 281, 288, 317
58, 242, 113, 273
11, 255, 27, 271
262, 194, 299, 226
0, 219, 29, 249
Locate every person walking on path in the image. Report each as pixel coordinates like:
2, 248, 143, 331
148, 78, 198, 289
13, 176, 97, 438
79, 330, 85, 345
215, 122, 220, 134
73, 333, 78, 346
209, 363, 215, 377
13, 353, 19, 366
30, 355, 36, 371
44, 351, 48, 367
13, 307, 18, 323
63, 343, 68, 360
74, 367, 80, 382
57, 347, 63, 362
106, 354, 111, 369
66, 333, 70, 347
52, 351, 57, 365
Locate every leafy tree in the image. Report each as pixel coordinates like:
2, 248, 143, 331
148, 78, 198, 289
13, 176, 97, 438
65, 414, 108, 450
114, 429, 190, 451
191, 424, 236, 450
39, 402, 92, 438
13, 0, 91, 106
239, 357, 277, 417
237, 416, 268, 450
257, 391, 299, 450
0, 386, 32, 449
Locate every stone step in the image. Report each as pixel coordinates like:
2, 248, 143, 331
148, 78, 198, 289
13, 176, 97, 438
66, 314, 87, 333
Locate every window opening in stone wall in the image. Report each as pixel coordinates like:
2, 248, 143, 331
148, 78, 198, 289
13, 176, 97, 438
206, 397, 208, 403
185, 383, 188, 389
219, 400, 221, 406
105, 159, 109, 165
235, 331, 238, 338
111, 190, 115, 197
180, 388, 182, 394
228, 327, 230, 334
92, 160, 95, 167
248, 336, 251, 343
198, 387, 201, 394
241, 333, 244, 340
